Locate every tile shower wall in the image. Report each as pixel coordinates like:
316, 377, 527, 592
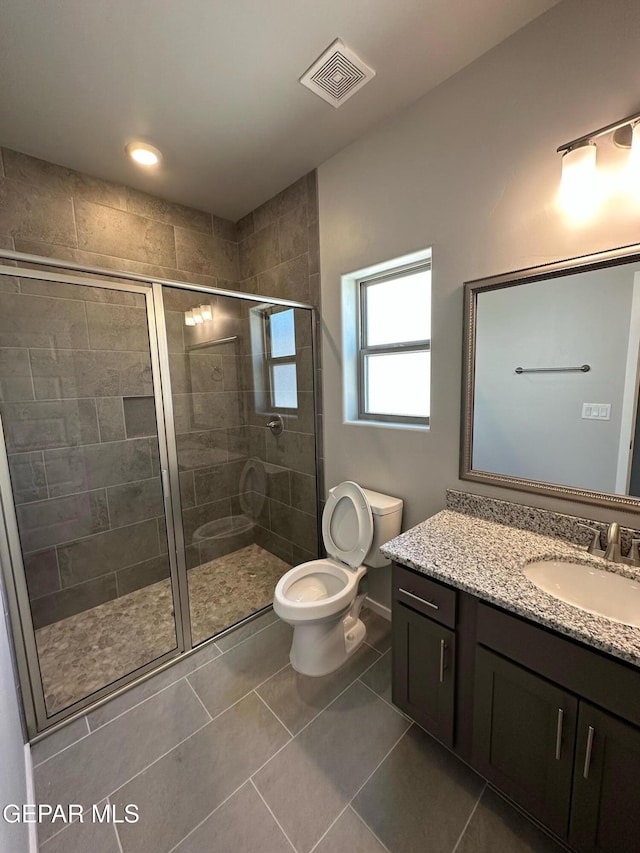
0, 147, 238, 287
0, 282, 170, 628
0, 147, 239, 627
0, 147, 323, 604
236, 173, 322, 563
162, 286, 248, 570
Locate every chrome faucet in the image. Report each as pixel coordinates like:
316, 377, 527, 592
577, 521, 640, 566
604, 522, 621, 562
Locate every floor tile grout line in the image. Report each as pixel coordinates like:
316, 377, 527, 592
450, 782, 487, 853
106, 796, 125, 853
86, 675, 195, 736
36, 617, 278, 761
185, 677, 214, 722
205, 612, 279, 655
253, 690, 294, 738
307, 724, 411, 853
345, 726, 412, 814
165, 778, 253, 853
252, 646, 391, 782
38, 807, 88, 847
99, 717, 214, 809
307, 804, 351, 853
348, 805, 393, 853
33, 725, 94, 768
250, 779, 299, 853
103, 673, 294, 809
357, 677, 407, 721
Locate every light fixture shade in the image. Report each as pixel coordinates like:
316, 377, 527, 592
200, 304, 213, 321
630, 122, 640, 178
193, 309, 204, 324
185, 310, 196, 326
560, 142, 598, 218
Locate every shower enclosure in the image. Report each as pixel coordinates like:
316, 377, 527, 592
0, 255, 319, 737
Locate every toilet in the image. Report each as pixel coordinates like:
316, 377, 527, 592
273, 481, 403, 676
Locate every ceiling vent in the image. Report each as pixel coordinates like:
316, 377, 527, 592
300, 38, 375, 108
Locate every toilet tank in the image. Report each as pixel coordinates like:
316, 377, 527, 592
360, 487, 403, 568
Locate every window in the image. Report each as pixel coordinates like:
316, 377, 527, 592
357, 261, 431, 425
265, 307, 298, 410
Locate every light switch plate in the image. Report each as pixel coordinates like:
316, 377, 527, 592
582, 403, 611, 420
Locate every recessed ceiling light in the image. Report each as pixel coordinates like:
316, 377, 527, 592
125, 141, 162, 167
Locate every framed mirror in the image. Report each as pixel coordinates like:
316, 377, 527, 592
461, 243, 640, 511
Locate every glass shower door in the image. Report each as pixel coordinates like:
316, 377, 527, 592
159, 285, 318, 646
0, 271, 181, 722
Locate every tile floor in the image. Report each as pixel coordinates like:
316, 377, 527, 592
36, 544, 290, 714
33, 608, 567, 853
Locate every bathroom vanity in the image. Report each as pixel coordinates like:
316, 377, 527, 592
384, 499, 640, 853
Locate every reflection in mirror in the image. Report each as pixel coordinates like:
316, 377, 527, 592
464, 248, 640, 506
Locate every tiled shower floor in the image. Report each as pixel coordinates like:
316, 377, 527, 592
33, 608, 566, 853
36, 544, 290, 714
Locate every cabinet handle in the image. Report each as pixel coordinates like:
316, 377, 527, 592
583, 725, 595, 779
555, 708, 564, 760
399, 588, 439, 610
439, 638, 446, 683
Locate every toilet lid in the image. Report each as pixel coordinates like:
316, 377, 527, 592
239, 458, 266, 520
322, 481, 373, 568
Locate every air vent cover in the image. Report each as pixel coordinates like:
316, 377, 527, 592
300, 38, 375, 108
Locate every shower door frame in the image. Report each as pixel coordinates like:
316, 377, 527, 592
0, 250, 320, 739
0, 263, 188, 737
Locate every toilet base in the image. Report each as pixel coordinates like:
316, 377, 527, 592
289, 615, 366, 677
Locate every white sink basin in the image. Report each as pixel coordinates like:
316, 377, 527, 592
524, 560, 640, 628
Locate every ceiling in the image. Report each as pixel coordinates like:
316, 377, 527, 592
0, 0, 559, 221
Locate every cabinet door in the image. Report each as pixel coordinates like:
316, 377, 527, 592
570, 702, 640, 853
473, 646, 577, 838
392, 602, 455, 746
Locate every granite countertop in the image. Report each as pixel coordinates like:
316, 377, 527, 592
381, 509, 640, 668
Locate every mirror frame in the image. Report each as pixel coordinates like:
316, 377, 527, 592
461, 241, 640, 512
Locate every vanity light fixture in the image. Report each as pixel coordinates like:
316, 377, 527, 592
125, 141, 163, 167
557, 109, 640, 214
184, 305, 213, 326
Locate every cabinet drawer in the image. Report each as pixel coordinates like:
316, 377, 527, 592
393, 564, 457, 629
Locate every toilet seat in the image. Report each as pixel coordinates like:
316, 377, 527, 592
274, 558, 366, 623
322, 481, 374, 568
239, 458, 266, 520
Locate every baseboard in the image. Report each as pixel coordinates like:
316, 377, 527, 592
365, 596, 391, 621
24, 743, 37, 853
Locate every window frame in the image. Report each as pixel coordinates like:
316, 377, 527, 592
357, 260, 431, 426
263, 306, 298, 413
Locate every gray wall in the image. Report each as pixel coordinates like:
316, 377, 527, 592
474, 266, 635, 493
318, 0, 640, 609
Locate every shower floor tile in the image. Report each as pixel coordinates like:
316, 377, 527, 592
35, 544, 289, 715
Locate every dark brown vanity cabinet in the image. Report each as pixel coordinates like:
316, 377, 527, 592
569, 703, 640, 853
392, 562, 640, 853
473, 646, 578, 837
392, 566, 457, 746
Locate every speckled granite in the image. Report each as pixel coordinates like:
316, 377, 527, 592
381, 509, 640, 668
446, 489, 640, 552
36, 545, 289, 715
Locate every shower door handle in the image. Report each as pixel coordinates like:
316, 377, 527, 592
161, 469, 171, 498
